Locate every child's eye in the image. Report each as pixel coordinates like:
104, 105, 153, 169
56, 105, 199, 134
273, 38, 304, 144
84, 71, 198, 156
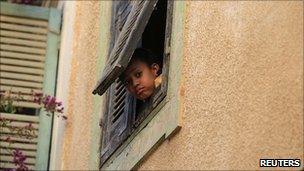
135, 71, 142, 78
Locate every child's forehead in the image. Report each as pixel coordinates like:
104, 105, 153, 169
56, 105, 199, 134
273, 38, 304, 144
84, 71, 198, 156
127, 59, 148, 71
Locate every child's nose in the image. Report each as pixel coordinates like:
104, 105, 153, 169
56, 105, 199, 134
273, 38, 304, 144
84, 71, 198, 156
132, 79, 140, 87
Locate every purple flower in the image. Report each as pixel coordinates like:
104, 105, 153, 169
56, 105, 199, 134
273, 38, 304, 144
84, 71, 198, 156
31, 92, 66, 119
12, 149, 28, 171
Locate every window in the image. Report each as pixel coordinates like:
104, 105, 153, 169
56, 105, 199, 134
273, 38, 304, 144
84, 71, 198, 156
92, 0, 173, 167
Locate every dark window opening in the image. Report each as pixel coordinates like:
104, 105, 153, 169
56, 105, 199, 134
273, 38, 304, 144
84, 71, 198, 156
134, 0, 169, 127
142, 0, 167, 57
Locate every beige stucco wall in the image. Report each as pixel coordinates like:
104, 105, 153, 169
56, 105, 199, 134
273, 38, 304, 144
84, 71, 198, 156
61, 1, 102, 170
139, 1, 303, 170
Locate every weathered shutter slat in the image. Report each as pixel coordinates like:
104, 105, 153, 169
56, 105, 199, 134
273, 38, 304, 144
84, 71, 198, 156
0, 44, 46, 54
0, 15, 48, 27
93, 0, 158, 96
0, 23, 48, 34
0, 65, 44, 75
0, 37, 47, 48
0, 156, 36, 164
0, 113, 39, 122
1, 79, 43, 88
1, 72, 44, 82
1, 85, 42, 94
0, 148, 37, 156
0, 163, 35, 170
0, 51, 45, 61
0, 30, 47, 41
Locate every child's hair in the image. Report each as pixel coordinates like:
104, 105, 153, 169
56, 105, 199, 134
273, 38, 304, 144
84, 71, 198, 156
130, 48, 162, 72
120, 48, 162, 81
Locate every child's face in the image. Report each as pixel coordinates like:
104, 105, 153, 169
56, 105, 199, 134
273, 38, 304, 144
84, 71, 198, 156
123, 59, 159, 100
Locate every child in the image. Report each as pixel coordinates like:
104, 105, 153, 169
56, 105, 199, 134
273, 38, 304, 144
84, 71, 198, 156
120, 48, 162, 101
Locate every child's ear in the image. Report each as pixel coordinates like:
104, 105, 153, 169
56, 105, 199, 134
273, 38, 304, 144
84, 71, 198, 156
151, 63, 160, 76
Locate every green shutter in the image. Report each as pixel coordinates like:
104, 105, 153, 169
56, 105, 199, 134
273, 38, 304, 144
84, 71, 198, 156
0, 2, 61, 170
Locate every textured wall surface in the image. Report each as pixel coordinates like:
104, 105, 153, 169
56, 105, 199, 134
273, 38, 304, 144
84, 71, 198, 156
139, 1, 303, 170
61, 1, 101, 170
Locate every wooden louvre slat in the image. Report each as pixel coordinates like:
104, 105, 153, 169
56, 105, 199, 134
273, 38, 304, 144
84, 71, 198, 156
0, 142, 38, 151
93, 0, 159, 96
1, 121, 39, 129
0, 51, 45, 61
1, 72, 44, 82
0, 113, 39, 122
0, 162, 35, 170
0, 37, 47, 48
0, 93, 36, 102
0, 148, 37, 157
1, 127, 39, 136
0, 79, 43, 89
0, 65, 44, 75
0, 15, 48, 27
0, 58, 44, 68
12, 101, 41, 108
0, 44, 46, 55
0, 156, 36, 164
108, 79, 127, 127
0, 30, 47, 41
0, 136, 38, 144
0, 23, 47, 34
0, 86, 42, 94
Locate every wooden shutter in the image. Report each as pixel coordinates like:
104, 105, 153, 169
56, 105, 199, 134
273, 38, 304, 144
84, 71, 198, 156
100, 1, 135, 166
0, 2, 61, 170
92, 0, 159, 96
98, 0, 159, 166
0, 113, 39, 170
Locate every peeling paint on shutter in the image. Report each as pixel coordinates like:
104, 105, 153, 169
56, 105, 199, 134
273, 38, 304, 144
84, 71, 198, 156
93, 0, 158, 96
100, 1, 135, 166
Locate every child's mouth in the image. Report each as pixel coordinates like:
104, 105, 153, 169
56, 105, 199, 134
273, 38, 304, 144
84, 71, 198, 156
136, 88, 145, 95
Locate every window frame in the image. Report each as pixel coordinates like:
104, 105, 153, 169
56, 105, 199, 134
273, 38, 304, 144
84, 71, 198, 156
101, 0, 172, 161
99, 1, 186, 169
98, 0, 173, 166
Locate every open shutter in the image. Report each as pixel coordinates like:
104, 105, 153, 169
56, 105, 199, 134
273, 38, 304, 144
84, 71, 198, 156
99, 0, 159, 166
100, 1, 135, 166
93, 0, 158, 96
0, 2, 61, 170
